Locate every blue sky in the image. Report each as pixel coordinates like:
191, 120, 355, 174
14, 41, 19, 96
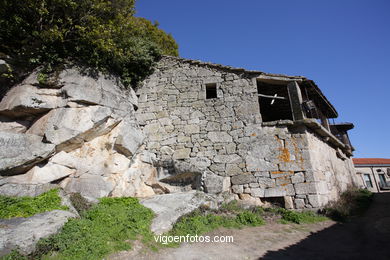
136, 0, 390, 158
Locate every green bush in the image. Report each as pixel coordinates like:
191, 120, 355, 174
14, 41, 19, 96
0, 189, 68, 219
33, 197, 154, 260
323, 188, 373, 222
236, 211, 265, 226
0, 0, 178, 89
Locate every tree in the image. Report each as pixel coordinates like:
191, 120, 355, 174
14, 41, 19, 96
0, 0, 179, 88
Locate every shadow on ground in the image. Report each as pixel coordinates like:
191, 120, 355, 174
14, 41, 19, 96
261, 193, 390, 260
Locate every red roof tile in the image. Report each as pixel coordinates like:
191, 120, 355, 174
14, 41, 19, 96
353, 158, 390, 165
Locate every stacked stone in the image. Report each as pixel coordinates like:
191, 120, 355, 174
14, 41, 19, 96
136, 57, 260, 193
136, 56, 360, 209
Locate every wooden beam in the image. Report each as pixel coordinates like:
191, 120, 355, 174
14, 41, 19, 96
257, 94, 287, 100
287, 81, 305, 121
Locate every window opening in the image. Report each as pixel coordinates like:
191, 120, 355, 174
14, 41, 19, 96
206, 83, 217, 99
379, 174, 387, 188
257, 81, 292, 122
363, 174, 373, 188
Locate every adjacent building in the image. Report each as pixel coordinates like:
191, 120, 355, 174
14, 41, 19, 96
135, 56, 361, 209
353, 158, 390, 192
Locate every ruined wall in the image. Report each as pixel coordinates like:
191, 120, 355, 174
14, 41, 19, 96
235, 123, 312, 208
303, 131, 360, 206
136, 57, 359, 209
224, 123, 359, 209
136, 57, 261, 193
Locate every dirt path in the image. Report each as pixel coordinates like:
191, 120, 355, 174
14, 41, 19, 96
262, 192, 390, 260
109, 193, 390, 260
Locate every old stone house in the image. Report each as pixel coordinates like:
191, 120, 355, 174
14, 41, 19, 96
135, 56, 361, 209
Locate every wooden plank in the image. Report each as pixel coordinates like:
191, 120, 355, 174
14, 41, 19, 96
257, 94, 287, 100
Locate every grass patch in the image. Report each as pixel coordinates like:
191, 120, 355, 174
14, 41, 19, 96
246, 206, 328, 224
323, 188, 373, 222
0, 197, 336, 259
165, 201, 266, 246
0, 189, 68, 219
169, 209, 265, 237
0, 250, 28, 260
278, 209, 328, 224
31, 197, 155, 260
164, 200, 328, 247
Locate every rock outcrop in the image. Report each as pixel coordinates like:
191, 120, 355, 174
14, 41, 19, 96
0, 210, 77, 257
141, 191, 221, 235
0, 67, 159, 199
0, 132, 55, 175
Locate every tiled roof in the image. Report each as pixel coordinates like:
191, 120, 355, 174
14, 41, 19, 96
353, 158, 390, 165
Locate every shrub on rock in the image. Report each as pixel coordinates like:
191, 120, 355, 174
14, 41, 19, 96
0, 0, 179, 91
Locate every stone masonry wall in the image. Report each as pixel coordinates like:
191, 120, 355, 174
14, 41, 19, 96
136, 57, 261, 194
302, 131, 360, 207
136, 57, 358, 209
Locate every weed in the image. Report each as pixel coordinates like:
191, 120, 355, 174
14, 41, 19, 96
323, 188, 373, 222
0, 189, 68, 219
69, 193, 91, 216
32, 197, 154, 260
236, 211, 265, 226
37, 71, 48, 85
219, 200, 244, 213
0, 250, 28, 260
168, 213, 237, 240
165, 203, 266, 246
166, 200, 326, 247
278, 209, 328, 224
0, 196, 337, 259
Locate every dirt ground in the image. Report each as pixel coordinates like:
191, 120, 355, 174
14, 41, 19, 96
109, 193, 390, 260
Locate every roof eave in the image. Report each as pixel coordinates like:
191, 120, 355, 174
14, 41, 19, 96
161, 56, 339, 118
355, 164, 390, 167
304, 80, 338, 118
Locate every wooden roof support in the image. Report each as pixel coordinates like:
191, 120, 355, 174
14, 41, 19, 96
287, 81, 305, 121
